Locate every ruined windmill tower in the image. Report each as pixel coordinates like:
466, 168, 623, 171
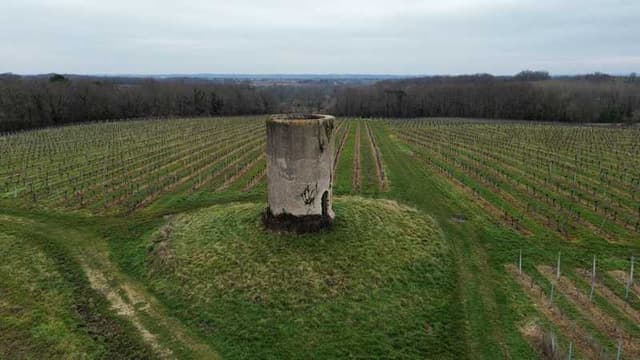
263, 114, 335, 233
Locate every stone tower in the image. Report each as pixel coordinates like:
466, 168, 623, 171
263, 114, 335, 233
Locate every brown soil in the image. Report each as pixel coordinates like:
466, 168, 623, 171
104, 135, 263, 211
133, 140, 263, 210
608, 270, 640, 301
397, 131, 531, 236
365, 122, 387, 191
575, 268, 640, 324
352, 122, 361, 192
506, 265, 602, 359
262, 209, 333, 234
83, 265, 174, 359
216, 154, 264, 192
403, 142, 531, 236
79, 246, 220, 360
397, 128, 628, 243
242, 168, 266, 192
537, 265, 640, 358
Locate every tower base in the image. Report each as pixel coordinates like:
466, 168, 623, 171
262, 208, 333, 234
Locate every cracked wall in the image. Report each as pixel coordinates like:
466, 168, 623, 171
266, 114, 335, 219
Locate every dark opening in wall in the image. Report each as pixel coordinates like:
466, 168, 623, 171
321, 191, 329, 217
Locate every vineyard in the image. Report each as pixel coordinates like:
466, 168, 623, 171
393, 119, 640, 359
0, 117, 269, 214
1, 117, 639, 359
0, 117, 388, 214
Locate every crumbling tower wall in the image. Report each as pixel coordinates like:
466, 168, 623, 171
264, 114, 335, 233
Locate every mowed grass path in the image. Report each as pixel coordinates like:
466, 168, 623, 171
369, 122, 536, 358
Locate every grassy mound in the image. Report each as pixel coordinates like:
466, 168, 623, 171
145, 196, 454, 358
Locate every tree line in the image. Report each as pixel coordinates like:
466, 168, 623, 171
2, 71, 640, 132
330, 72, 640, 123
0, 74, 278, 132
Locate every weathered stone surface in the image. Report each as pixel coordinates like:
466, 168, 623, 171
264, 114, 335, 232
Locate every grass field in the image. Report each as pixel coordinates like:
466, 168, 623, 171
1, 117, 639, 359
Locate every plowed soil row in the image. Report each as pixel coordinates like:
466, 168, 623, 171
506, 265, 601, 359
538, 265, 639, 358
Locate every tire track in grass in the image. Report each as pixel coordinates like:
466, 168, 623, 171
81, 264, 174, 359
57, 224, 221, 360
0, 216, 156, 359
453, 226, 515, 360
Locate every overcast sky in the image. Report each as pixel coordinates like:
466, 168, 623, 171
2, 0, 639, 75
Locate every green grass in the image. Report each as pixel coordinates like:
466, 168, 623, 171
359, 121, 381, 194
368, 121, 541, 358
142, 196, 454, 359
2, 117, 640, 359
333, 122, 356, 194
0, 214, 154, 359
0, 230, 100, 359
377, 120, 640, 358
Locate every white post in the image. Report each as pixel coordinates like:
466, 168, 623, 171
567, 342, 573, 360
519, 249, 522, 275
616, 339, 622, 360
626, 255, 635, 299
556, 252, 561, 279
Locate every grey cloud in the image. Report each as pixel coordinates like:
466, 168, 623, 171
1, 0, 638, 74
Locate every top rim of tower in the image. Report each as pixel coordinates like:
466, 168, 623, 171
268, 114, 334, 124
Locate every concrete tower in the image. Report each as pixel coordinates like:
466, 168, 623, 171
263, 114, 335, 233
